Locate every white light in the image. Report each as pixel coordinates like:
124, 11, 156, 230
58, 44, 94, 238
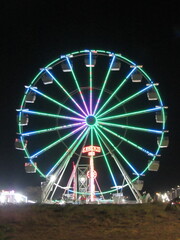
50, 175, 56, 182
0, 190, 27, 204
59, 200, 65, 205
80, 177, 86, 183
158, 193, 170, 202
15, 193, 22, 203
28, 200, 36, 204
0, 195, 6, 203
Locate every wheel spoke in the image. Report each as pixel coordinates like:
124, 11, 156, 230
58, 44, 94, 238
94, 128, 118, 187
50, 157, 73, 200
90, 127, 94, 146
21, 122, 85, 136
61, 130, 90, 196
46, 126, 89, 176
98, 106, 162, 121
93, 55, 116, 115
45, 69, 87, 116
89, 51, 93, 114
98, 121, 163, 134
66, 57, 89, 115
26, 86, 85, 118
98, 124, 156, 156
20, 109, 84, 122
95, 125, 139, 176
29, 124, 86, 159
96, 67, 137, 117
43, 152, 75, 202
95, 127, 140, 194
97, 84, 154, 118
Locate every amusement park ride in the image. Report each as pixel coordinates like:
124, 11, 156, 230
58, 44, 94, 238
15, 49, 169, 204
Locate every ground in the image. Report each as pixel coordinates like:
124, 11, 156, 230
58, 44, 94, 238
0, 203, 179, 240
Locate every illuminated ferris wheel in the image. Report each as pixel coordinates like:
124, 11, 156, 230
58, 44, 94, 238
15, 49, 168, 203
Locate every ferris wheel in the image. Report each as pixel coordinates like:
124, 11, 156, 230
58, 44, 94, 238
15, 49, 168, 203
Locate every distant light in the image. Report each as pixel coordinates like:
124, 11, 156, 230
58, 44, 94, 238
0, 190, 27, 204
0, 194, 6, 203
161, 193, 170, 202
15, 193, 23, 203
27, 200, 36, 204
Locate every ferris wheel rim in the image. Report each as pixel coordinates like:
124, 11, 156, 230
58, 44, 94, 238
17, 49, 167, 196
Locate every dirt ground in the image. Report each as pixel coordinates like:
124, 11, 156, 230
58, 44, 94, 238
0, 203, 179, 240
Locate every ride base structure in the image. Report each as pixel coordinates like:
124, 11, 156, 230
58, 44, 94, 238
41, 145, 143, 204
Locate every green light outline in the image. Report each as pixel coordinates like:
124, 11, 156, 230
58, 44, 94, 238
137, 67, 166, 151
27, 86, 85, 118
29, 124, 86, 159
98, 124, 156, 156
98, 121, 163, 134
96, 67, 137, 117
20, 109, 83, 121
66, 56, 89, 115
45, 69, 87, 116
94, 128, 118, 187
97, 84, 153, 119
46, 127, 89, 176
91, 127, 94, 147
21, 122, 85, 137
94, 130, 130, 190
98, 107, 162, 121
95, 125, 139, 176
93, 55, 115, 115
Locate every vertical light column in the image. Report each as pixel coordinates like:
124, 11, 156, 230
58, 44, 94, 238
89, 51, 93, 114
89, 153, 95, 202
73, 162, 77, 201
82, 145, 101, 203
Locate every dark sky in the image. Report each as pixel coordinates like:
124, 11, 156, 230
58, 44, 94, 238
0, 0, 179, 195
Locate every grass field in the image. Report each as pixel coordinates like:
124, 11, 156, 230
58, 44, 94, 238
0, 203, 179, 240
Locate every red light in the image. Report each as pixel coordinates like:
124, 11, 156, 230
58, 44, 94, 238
82, 145, 101, 153
87, 170, 97, 179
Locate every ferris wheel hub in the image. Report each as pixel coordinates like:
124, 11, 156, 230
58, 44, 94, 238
86, 115, 97, 126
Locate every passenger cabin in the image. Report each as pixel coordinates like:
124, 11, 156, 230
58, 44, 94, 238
148, 160, 160, 171
61, 60, 72, 72
84, 55, 97, 67
111, 60, 121, 71
17, 113, 29, 126
131, 71, 143, 82
147, 89, 158, 100
25, 162, 37, 173
133, 180, 144, 191
155, 111, 165, 123
42, 74, 53, 85
15, 138, 27, 150
157, 136, 169, 148
25, 91, 36, 103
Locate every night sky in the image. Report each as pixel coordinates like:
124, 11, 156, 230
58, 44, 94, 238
0, 0, 179, 195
